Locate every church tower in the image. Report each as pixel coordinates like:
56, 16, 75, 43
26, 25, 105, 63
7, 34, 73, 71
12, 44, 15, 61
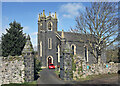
38, 10, 58, 68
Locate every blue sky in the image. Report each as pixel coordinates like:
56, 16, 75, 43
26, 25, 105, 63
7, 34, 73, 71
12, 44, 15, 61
2, 2, 91, 49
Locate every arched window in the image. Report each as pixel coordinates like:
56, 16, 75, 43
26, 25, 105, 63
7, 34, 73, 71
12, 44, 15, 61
40, 41, 42, 57
57, 45, 60, 63
71, 44, 76, 55
85, 46, 88, 62
48, 22, 52, 31
48, 38, 52, 49
72, 45, 74, 55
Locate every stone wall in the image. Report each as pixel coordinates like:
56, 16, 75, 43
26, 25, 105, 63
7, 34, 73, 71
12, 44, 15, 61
0, 56, 25, 85
22, 35, 35, 82
0, 55, 35, 85
0, 35, 35, 85
73, 55, 119, 80
0, 57, 2, 86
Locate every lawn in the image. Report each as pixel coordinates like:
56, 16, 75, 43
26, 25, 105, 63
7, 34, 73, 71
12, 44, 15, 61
54, 70, 60, 76
1, 81, 37, 86
77, 73, 118, 81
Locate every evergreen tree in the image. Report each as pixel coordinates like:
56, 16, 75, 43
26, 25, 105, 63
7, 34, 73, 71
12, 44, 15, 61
1, 20, 26, 57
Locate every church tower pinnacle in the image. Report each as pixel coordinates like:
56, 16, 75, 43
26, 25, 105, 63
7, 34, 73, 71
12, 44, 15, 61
41, 13, 42, 17
43, 10, 45, 17
55, 12, 57, 19
38, 14, 40, 22
61, 29, 65, 38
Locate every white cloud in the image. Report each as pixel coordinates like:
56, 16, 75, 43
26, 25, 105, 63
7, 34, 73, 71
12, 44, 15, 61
23, 26, 29, 33
23, 26, 29, 31
0, 29, 7, 38
63, 14, 71, 18
0, 25, 8, 38
31, 36, 37, 51
31, 32, 38, 36
59, 3, 85, 18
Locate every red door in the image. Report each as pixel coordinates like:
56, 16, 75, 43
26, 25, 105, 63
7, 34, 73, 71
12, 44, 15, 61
48, 57, 52, 66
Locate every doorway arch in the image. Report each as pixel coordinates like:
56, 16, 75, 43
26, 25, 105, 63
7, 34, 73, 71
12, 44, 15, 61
47, 55, 53, 67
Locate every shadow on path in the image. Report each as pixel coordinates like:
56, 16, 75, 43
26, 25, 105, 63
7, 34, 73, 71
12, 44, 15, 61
37, 68, 120, 85
37, 68, 69, 84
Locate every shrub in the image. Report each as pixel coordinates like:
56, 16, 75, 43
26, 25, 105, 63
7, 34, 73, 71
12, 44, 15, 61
72, 57, 76, 71
108, 72, 110, 74
34, 57, 41, 80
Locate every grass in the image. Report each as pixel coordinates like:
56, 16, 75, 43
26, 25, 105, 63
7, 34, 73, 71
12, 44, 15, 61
37, 68, 42, 74
1, 81, 37, 86
77, 73, 118, 81
54, 71, 60, 76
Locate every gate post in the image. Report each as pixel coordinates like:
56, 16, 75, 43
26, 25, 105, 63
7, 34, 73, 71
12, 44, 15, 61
22, 35, 34, 82
60, 42, 73, 80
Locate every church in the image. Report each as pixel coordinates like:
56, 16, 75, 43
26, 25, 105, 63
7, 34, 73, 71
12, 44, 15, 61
37, 10, 106, 68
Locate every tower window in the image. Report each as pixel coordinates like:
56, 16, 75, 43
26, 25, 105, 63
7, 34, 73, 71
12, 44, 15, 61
71, 44, 76, 55
40, 41, 42, 57
48, 38, 52, 49
48, 22, 52, 31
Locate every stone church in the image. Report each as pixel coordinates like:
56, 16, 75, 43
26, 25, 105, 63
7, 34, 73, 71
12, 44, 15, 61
38, 10, 106, 68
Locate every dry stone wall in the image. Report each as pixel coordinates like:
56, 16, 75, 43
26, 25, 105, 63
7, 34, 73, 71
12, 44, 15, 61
73, 55, 119, 80
0, 57, 2, 86
0, 56, 25, 85
0, 35, 35, 86
0, 55, 35, 85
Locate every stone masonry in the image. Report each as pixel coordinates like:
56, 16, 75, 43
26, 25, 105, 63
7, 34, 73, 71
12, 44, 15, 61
0, 35, 35, 85
73, 55, 119, 80
0, 57, 2, 86
60, 42, 73, 80
22, 35, 34, 82
0, 56, 25, 85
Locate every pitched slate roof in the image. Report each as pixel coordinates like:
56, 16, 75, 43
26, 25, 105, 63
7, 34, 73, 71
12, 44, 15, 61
57, 31, 95, 42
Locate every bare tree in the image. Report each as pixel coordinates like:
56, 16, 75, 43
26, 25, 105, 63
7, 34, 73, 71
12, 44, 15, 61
71, 2, 118, 63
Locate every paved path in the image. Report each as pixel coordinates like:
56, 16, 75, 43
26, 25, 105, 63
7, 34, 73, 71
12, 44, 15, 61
37, 68, 120, 85
37, 69, 71, 84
